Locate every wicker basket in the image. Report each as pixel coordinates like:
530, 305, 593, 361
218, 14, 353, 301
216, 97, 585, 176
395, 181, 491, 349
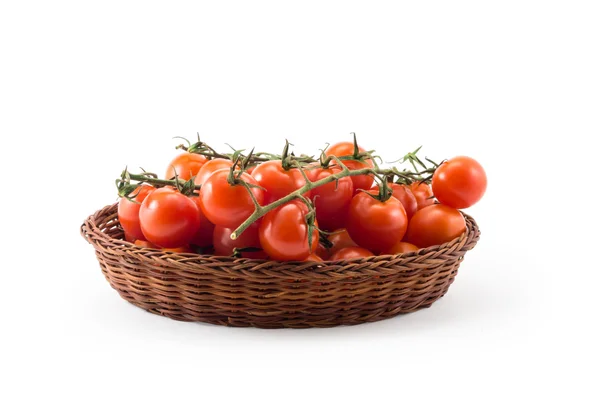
81, 203, 480, 328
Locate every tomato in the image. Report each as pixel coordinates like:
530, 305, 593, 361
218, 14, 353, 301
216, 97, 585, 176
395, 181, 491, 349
259, 200, 319, 261
193, 158, 236, 185
251, 160, 308, 204
325, 142, 374, 192
165, 152, 208, 180
389, 183, 418, 220
213, 222, 267, 259
199, 169, 265, 228
327, 229, 357, 256
381, 241, 419, 255
162, 246, 192, 253
346, 192, 408, 253
124, 231, 135, 243
405, 204, 466, 248
139, 187, 201, 248
304, 253, 324, 262
307, 167, 353, 231
316, 243, 331, 260
118, 185, 156, 242
134, 239, 157, 249
189, 195, 216, 247
410, 182, 435, 210
432, 156, 487, 209
330, 246, 374, 261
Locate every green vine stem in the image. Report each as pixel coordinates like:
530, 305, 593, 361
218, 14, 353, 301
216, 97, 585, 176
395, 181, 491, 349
230, 156, 436, 240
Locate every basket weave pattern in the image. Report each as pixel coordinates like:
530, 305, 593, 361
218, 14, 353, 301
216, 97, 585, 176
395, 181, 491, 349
81, 203, 480, 328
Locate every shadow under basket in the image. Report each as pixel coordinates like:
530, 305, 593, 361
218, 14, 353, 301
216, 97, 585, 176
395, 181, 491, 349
81, 203, 480, 328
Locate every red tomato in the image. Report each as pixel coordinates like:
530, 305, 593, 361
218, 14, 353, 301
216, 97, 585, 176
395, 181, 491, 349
307, 167, 354, 231
432, 156, 487, 209
199, 169, 264, 228
330, 246, 374, 261
346, 192, 408, 253
134, 239, 157, 249
410, 182, 435, 210
251, 160, 308, 204
328, 229, 357, 255
304, 253, 324, 262
389, 183, 418, 220
118, 185, 156, 242
189, 195, 216, 247
405, 204, 466, 248
139, 187, 201, 248
381, 241, 419, 255
316, 243, 331, 260
259, 200, 319, 261
325, 142, 375, 192
162, 246, 192, 253
213, 222, 267, 259
193, 158, 235, 185
165, 152, 208, 180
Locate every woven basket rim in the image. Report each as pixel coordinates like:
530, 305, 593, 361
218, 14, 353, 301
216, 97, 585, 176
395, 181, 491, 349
81, 203, 480, 277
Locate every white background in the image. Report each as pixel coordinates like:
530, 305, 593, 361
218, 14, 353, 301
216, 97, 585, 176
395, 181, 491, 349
1, 1, 599, 398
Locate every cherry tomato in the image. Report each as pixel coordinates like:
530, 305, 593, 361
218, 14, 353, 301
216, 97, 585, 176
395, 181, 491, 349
259, 200, 319, 261
381, 241, 419, 255
162, 246, 192, 253
134, 239, 157, 249
199, 169, 265, 228
410, 182, 435, 210
316, 243, 331, 260
189, 195, 216, 247
346, 192, 408, 253
124, 231, 135, 243
432, 156, 487, 209
118, 185, 156, 242
251, 160, 308, 204
389, 183, 418, 220
325, 142, 375, 192
405, 204, 466, 248
307, 167, 353, 231
213, 222, 267, 259
165, 152, 208, 181
139, 187, 201, 248
330, 246, 374, 261
304, 253, 324, 262
193, 158, 235, 185
327, 229, 357, 256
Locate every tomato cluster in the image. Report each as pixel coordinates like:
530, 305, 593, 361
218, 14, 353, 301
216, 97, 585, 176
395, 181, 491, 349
117, 139, 487, 261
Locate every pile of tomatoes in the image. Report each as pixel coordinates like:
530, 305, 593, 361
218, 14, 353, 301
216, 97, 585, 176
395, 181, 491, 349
117, 139, 487, 262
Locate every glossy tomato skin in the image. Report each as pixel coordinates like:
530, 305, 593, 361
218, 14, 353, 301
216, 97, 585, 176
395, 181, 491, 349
325, 142, 375, 192
251, 160, 308, 204
410, 182, 435, 210
330, 246, 374, 261
405, 204, 466, 248
189, 195, 216, 247
307, 167, 354, 231
134, 239, 157, 249
304, 253, 324, 262
213, 222, 267, 259
389, 183, 418, 221
118, 185, 156, 242
165, 152, 208, 180
199, 169, 264, 228
259, 200, 319, 261
327, 229, 357, 256
346, 192, 408, 253
139, 187, 201, 248
432, 156, 487, 209
382, 241, 419, 255
194, 158, 235, 185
